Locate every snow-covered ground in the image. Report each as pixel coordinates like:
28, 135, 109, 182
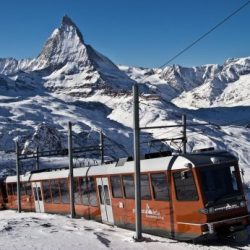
0, 210, 249, 250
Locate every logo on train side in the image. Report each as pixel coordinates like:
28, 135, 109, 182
214, 203, 240, 212
133, 204, 164, 220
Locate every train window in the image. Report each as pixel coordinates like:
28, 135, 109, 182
74, 178, 82, 205
110, 176, 123, 198
59, 179, 69, 204
50, 180, 61, 204
37, 187, 42, 201
81, 178, 98, 207
12, 183, 17, 196
98, 185, 104, 204
26, 183, 32, 196
141, 175, 152, 200
122, 175, 135, 199
173, 170, 198, 201
1, 184, 7, 201
151, 173, 169, 201
20, 183, 26, 196
42, 181, 52, 203
88, 177, 98, 207
199, 165, 241, 203
33, 187, 38, 201
81, 178, 89, 205
104, 185, 111, 205
230, 166, 239, 191
7, 184, 13, 196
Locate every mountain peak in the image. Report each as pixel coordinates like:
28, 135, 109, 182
60, 15, 84, 43
62, 15, 76, 27
0, 16, 135, 92
33, 16, 86, 70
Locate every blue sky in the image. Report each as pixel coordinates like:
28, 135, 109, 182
0, 0, 249, 67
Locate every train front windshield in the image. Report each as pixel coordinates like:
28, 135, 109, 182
199, 165, 242, 205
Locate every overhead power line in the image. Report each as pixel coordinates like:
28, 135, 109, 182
102, 2, 250, 112
160, 1, 250, 68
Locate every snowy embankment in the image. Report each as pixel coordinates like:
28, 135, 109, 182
0, 210, 249, 250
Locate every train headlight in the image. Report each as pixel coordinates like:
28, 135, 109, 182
240, 201, 246, 207
199, 207, 215, 214
199, 208, 208, 214
210, 157, 221, 164
208, 207, 215, 214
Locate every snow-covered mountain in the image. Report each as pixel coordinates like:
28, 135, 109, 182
0, 16, 249, 180
0, 15, 135, 96
171, 58, 250, 108
0, 16, 157, 167
119, 56, 250, 107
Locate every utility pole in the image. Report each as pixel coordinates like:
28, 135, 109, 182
133, 84, 142, 241
15, 141, 21, 213
182, 114, 187, 154
68, 122, 75, 218
100, 130, 104, 164
36, 146, 39, 170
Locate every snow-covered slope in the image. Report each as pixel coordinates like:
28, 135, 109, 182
118, 63, 223, 101
2, 210, 250, 250
168, 57, 250, 108
0, 16, 249, 181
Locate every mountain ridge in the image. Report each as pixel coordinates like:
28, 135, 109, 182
119, 56, 250, 107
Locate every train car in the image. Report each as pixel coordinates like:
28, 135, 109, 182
4, 149, 250, 242
5, 174, 34, 211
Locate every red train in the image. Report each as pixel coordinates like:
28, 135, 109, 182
1, 149, 249, 241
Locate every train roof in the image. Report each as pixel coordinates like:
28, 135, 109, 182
5, 150, 237, 183
184, 150, 237, 166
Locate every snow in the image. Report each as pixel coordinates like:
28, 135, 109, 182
0, 210, 249, 250
217, 75, 250, 106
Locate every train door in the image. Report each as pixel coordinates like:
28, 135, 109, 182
171, 169, 203, 240
96, 177, 114, 225
32, 182, 44, 213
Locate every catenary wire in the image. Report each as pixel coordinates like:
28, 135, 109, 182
159, 1, 250, 68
